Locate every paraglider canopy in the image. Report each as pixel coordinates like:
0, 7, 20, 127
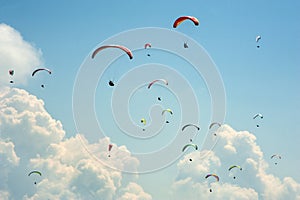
184, 42, 189, 48
205, 174, 219, 182
109, 80, 115, 86
148, 79, 168, 89
253, 113, 263, 119
182, 143, 198, 152
9, 69, 14, 76
209, 122, 221, 129
173, 16, 199, 28
271, 154, 281, 165
144, 43, 151, 49
162, 108, 173, 115
28, 170, 42, 176
140, 118, 146, 125
181, 124, 200, 131
92, 45, 133, 60
32, 68, 52, 76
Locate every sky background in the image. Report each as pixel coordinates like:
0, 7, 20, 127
0, 0, 299, 199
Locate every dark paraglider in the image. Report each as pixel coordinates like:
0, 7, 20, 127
109, 80, 115, 86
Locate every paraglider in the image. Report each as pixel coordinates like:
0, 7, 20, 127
108, 80, 115, 87
140, 118, 146, 131
228, 165, 242, 179
181, 124, 200, 131
144, 43, 151, 49
256, 35, 261, 48
253, 113, 263, 128
209, 122, 221, 129
271, 154, 281, 165
144, 43, 151, 56
205, 174, 219, 192
148, 79, 168, 89
31, 68, 52, 88
28, 171, 42, 177
28, 170, 42, 185
184, 42, 189, 48
108, 144, 113, 157
8, 69, 14, 76
162, 109, 173, 124
140, 118, 146, 125
182, 143, 198, 152
91, 45, 133, 60
31, 68, 52, 76
209, 122, 221, 136
8, 69, 14, 84
253, 113, 263, 119
162, 108, 173, 115
173, 16, 199, 28
228, 165, 242, 171
182, 124, 200, 141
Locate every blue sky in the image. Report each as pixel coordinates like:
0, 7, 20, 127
0, 0, 300, 199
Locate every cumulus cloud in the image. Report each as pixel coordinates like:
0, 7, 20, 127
0, 87, 151, 200
171, 125, 300, 200
0, 23, 42, 85
118, 182, 152, 200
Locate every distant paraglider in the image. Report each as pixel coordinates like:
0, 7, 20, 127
91, 45, 133, 60
9, 69, 14, 76
28, 170, 42, 185
209, 122, 221, 136
182, 124, 200, 142
144, 43, 151, 49
162, 109, 173, 115
140, 118, 146, 131
256, 35, 261, 48
253, 113, 263, 128
181, 124, 200, 132
140, 118, 146, 125
182, 143, 198, 152
228, 165, 242, 179
31, 68, 52, 77
184, 42, 189, 48
108, 80, 115, 87
144, 43, 152, 56
31, 68, 52, 88
173, 16, 199, 28
271, 154, 281, 165
253, 113, 263, 119
108, 144, 113, 157
28, 171, 42, 177
162, 109, 173, 124
148, 79, 168, 89
205, 174, 219, 192
209, 122, 221, 129
8, 69, 14, 84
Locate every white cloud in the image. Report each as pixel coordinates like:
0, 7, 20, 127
0, 87, 151, 200
171, 125, 300, 200
117, 182, 152, 200
0, 23, 42, 85
0, 190, 10, 200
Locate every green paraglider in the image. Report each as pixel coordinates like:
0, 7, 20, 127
28, 170, 42, 176
182, 143, 198, 152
